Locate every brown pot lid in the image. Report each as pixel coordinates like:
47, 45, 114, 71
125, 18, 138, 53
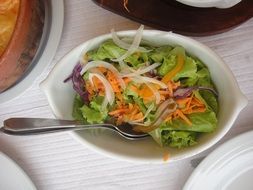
92, 0, 253, 36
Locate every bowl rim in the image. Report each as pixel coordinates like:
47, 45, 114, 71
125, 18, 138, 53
40, 29, 248, 163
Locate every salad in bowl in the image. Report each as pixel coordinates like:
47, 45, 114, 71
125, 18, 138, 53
66, 26, 218, 148
41, 26, 247, 162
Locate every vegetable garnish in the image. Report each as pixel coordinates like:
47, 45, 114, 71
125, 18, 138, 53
66, 25, 219, 148
162, 53, 185, 84
123, 0, 130, 12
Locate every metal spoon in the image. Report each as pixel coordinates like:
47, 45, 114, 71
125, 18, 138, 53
0, 118, 149, 140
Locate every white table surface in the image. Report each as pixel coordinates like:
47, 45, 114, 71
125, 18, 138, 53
0, 0, 253, 189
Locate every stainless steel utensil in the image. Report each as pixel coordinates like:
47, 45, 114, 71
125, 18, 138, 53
1, 118, 149, 140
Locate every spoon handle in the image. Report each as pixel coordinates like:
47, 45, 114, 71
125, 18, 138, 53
1, 118, 114, 135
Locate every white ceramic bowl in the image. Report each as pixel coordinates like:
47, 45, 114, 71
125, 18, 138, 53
40, 30, 248, 163
176, 0, 241, 8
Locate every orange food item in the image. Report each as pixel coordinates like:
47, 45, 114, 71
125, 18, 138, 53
0, 0, 20, 56
0, 0, 44, 92
162, 54, 185, 84
163, 150, 170, 162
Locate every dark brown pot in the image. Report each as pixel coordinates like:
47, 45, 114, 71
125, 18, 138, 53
0, 0, 44, 92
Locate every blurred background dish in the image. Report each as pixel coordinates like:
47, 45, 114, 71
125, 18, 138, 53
0, 0, 64, 104
184, 130, 253, 190
175, 0, 241, 8
0, 0, 44, 92
0, 0, 20, 57
0, 152, 37, 190
92, 0, 253, 36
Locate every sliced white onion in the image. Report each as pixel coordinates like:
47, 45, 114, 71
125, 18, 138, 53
80, 60, 118, 75
121, 62, 161, 77
154, 98, 176, 119
111, 28, 149, 52
89, 73, 115, 107
101, 98, 109, 111
112, 25, 144, 62
110, 49, 130, 71
80, 60, 126, 89
131, 76, 167, 89
133, 98, 177, 132
152, 100, 177, 127
128, 121, 150, 126
90, 68, 103, 75
121, 37, 151, 48
79, 49, 89, 65
129, 76, 161, 104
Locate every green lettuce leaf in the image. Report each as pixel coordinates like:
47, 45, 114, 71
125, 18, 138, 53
123, 82, 138, 103
80, 105, 105, 124
90, 96, 104, 110
196, 68, 213, 87
149, 110, 216, 147
157, 55, 176, 76
133, 97, 147, 114
159, 110, 217, 133
76, 96, 108, 124
149, 129, 197, 148
173, 56, 197, 82
87, 40, 148, 68
149, 45, 173, 63
195, 90, 218, 115
124, 52, 148, 68
157, 46, 186, 77
72, 95, 85, 121
200, 91, 218, 114
161, 131, 197, 148
87, 40, 126, 61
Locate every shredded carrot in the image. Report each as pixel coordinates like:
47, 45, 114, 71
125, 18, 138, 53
115, 92, 123, 102
176, 109, 192, 126
159, 90, 171, 95
106, 70, 121, 93
167, 81, 173, 97
116, 115, 124, 125
128, 103, 134, 110
186, 94, 194, 110
172, 81, 181, 89
109, 108, 129, 116
176, 97, 191, 107
116, 101, 122, 107
129, 84, 139, 94
133, 112, 144, 120
192, 97, 204, 105
191, 107, 206, 113
98, 67, 107, 73
163, 150, 170, 162
129, 108, 139, 120
164, 114, 172, 122
123, 77, 131, 85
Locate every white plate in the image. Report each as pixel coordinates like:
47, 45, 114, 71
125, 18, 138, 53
175, 0, 241, 8
0, 152, 36, 190
0, 0, 64, 104
184, 130, 253, 190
